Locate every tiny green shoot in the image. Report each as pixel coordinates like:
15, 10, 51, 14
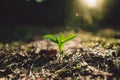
44, 32, 77, 59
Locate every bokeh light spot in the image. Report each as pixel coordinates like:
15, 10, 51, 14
36, 0, 44, 3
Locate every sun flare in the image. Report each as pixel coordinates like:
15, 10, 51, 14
84, 0, 98, 8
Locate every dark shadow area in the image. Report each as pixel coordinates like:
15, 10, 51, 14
0, 0, 66, 25
0, 0, 67, 42
0, 0, 120, 43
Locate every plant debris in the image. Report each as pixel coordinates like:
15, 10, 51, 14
0, 31, 120, 80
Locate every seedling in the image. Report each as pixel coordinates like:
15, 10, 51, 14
44, 33, 76, 60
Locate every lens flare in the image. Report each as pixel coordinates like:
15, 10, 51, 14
84, 0, 98, 8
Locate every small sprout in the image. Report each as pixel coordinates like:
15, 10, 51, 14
44, 32, 77, 61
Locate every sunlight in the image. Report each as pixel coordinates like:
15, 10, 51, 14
84, 0, 98, 8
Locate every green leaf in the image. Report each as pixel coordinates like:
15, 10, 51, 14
57, 33, 64, 45
60, 43, 64, 51
62, 34, 77, 43
44, 34, 58, 44
44, 33, 77, 56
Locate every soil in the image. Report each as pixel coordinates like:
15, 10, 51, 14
0, 30, 120, 80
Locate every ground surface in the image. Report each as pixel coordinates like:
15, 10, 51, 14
0, 29, 120, 80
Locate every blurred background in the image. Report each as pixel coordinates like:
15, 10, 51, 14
0, 0, 120, 42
